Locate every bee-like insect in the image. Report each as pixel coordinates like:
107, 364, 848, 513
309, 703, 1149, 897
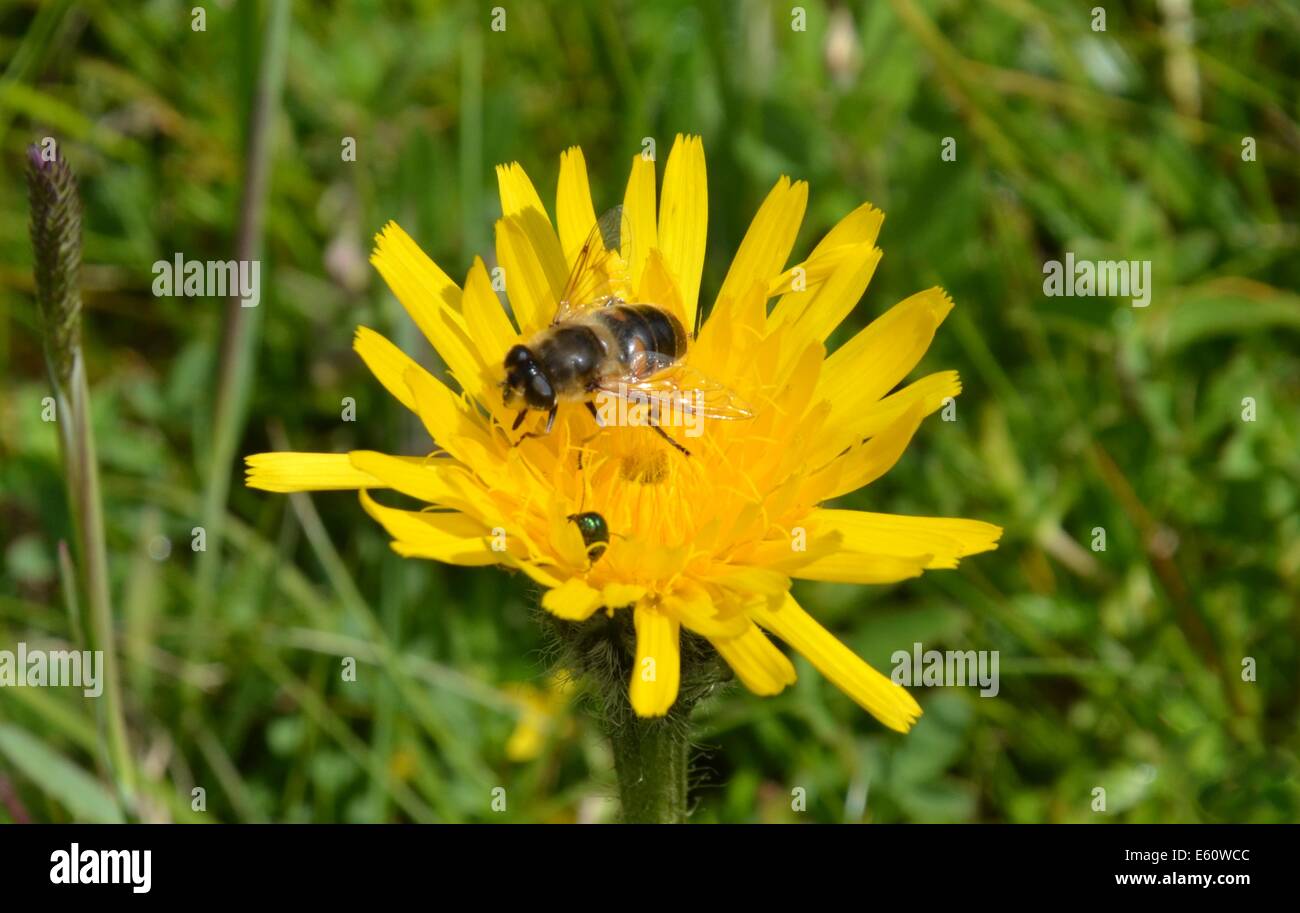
501, 207, 752, 454
567, 511, 610, 562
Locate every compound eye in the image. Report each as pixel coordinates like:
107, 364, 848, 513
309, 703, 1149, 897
527, 371, 554, 405
504, 345, 531, 370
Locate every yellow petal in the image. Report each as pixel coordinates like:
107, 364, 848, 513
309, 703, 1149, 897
716, 176, 808, 309
783, 245, 882, 344
353, 326, 424, 413
766, 244, 859, 299
542, 577, 604, 621
691, 276, 777, 387
347, 450, 466, 507
629, 605, 681, 717
462, 256, 520, 381
496, 215, 560, 336
370, 223, 485, 398
369, 221, 461, 319
402, 366, 498, 474
786, 551, 932, 584
706, 564, 790, 606
750, 593, 922, 732
743, 526, 848, 574
389, 539, 498, 565
849, 370, 961, 443
768, 202, 883, 323
349, 456, 513, 547
665, 582, 748, 639
603, 582, 647, 609
810, 200, 884, 251
637, 248, 688, 333
711, 621, 797, 696
556, 146, 599, 267
359, 490, 499, 566
657, 135, 708, 331
807, 509, 1002, 570
820, 287, 954, 412
622, 152, 658, 292
496, 161, 566, 309
804, 402, 927, 501
514, 561, 565, 589
245, 452, 389, 492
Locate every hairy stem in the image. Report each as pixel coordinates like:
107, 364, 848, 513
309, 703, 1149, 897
541, 610, 730, 824
607, 711, 691, 824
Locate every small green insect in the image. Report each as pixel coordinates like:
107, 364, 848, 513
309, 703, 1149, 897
568, 511, 610, 562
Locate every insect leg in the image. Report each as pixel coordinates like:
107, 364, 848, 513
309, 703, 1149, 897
578, 400, 606, 472
512, 407, 558, 447
650, 421, 691, 457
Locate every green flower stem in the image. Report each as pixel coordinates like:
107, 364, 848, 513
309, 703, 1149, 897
608, 712, 691, 824
543, 611, 729, 824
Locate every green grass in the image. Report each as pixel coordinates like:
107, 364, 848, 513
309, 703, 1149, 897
1, 0, 1298, 823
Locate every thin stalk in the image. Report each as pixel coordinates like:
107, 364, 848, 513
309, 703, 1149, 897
56, 540, 83, 647
26, 146, 135, 803
188, 0, 291, 678
64, 357, 134, 797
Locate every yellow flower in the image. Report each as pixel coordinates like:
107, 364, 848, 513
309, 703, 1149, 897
503, 673, 575, 763
246, 135, 1000, 731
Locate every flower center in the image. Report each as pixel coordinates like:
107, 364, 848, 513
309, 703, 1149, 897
619, 449, 669, 485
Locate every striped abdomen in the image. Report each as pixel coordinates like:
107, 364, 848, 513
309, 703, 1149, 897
588, 304, 688, 379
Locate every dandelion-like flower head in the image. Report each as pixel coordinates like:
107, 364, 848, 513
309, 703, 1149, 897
247, 136, 1000, 729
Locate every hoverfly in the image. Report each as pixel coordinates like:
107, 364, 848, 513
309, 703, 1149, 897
501, 207, 752, 455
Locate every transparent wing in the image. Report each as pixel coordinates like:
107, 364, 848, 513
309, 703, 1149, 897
599, 358, 756, 421
554, 206, 634, 324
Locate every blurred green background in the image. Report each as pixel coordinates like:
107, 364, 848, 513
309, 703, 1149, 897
2, 0, 1298, 823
